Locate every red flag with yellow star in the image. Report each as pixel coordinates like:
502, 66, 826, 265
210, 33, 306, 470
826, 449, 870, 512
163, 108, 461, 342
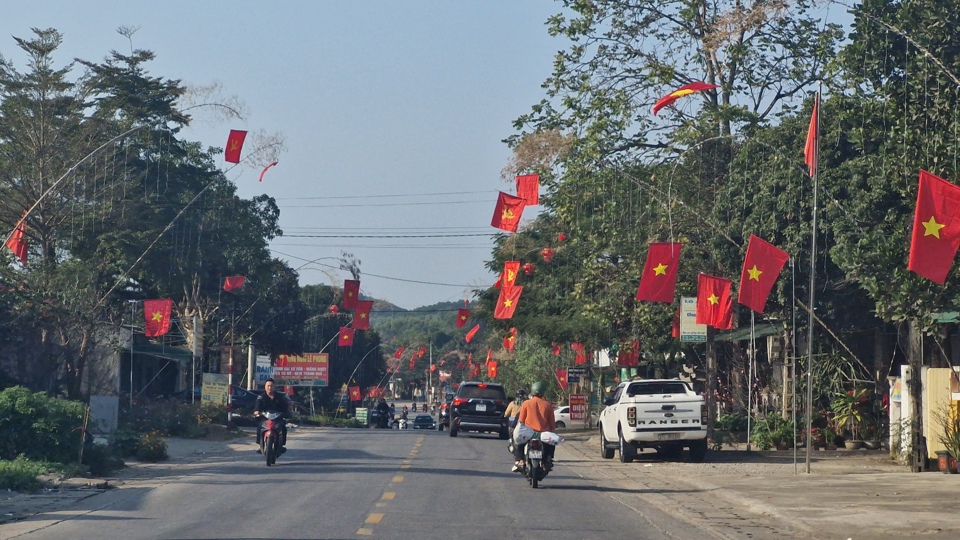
5, 211, 28, 265
737, 235, 790, 314
652, 82, 719, 115
551, 343, 561, 356
465, 323, 480, 343
556, 368, 568, 389
635, 242, 683, 303
503, 327, 517, 351
571, 342, 587, 364
394, 347, 404, 359
456, 308, 471, 328
338, 326, 356, 347
696, 273, 733, 329
491, 192, 525, 233
353, 300, 374, 330
908, 170, 960, 283
494, 286, 522, 319
143, 299, 173, 337
487, 361, 498, 378
342, 279, 360, 309
349, 386, 361, 402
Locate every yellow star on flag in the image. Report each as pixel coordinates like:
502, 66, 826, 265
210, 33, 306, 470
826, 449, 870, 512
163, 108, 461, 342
503, 299, 513, 308
151, 311, 164, 322
707, 294, 720, 305
922, 216, 946, 238
747, 265, 762, 281
359, 313, 367, 319
653, 263, 668, 276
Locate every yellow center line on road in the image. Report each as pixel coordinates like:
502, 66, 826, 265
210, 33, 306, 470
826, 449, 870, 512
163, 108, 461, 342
356, 528, 373, 536
365, 513, 384, 524
400, 464, 410, 469
382, 492, 396, 500
392, 475, 404, 483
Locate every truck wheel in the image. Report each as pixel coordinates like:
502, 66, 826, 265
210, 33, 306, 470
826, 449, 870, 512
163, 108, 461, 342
618, 428, 635, 463
600, 428, 615, 459
689, 439, 708, 463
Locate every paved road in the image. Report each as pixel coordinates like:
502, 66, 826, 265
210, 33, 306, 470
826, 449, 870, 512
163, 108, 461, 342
2, 427, 708, 540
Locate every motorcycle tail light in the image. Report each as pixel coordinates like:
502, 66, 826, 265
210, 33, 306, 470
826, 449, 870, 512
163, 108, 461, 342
265, 420, 275, 430
529, 440, 542, 450
627, 406, 637, 427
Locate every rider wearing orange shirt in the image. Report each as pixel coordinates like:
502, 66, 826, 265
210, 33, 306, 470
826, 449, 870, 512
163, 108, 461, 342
513, 381, 555, 471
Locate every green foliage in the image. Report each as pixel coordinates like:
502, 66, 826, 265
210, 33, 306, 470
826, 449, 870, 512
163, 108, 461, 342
715, 412, 748, 433
0, 455, 47, 492
82, 443, 125, 476
302, 415, 363, 428
831, 389, 868, 440
749, 414, 795, 451
0, 386, 85, 463
134, 431, 168, 462
120, 400, 207, 438
933, 403, 960, 460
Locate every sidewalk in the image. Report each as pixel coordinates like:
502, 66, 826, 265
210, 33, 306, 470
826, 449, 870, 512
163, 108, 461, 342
558, 429, 960, 540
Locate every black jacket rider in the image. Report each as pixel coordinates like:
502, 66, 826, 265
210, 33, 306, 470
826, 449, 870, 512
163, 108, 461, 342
255, 392, 290, 448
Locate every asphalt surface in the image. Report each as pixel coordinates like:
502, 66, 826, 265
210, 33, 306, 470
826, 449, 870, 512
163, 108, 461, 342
4, 425, 960, 540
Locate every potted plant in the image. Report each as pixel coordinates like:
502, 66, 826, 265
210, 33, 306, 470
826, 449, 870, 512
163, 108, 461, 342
831, 389, 867, 450
933, 402, 960, 474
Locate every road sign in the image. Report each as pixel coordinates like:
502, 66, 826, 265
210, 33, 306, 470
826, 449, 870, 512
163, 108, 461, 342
569, 394, 587, 421
680, 297, 707, 342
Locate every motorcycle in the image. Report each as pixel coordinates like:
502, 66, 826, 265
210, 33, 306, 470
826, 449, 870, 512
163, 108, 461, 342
521, 434, 555, 488
259, 411, 285, 466
398, 417, 408, 429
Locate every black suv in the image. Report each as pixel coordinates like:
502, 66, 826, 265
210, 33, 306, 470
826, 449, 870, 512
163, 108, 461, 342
448, 382, 509, 439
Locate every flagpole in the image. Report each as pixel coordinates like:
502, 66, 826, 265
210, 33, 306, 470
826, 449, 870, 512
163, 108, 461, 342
804, 90, 821, 474
747, 311, 755, 452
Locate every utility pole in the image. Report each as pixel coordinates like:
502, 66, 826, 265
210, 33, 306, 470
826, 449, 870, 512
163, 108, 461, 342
192, 313, 200, 403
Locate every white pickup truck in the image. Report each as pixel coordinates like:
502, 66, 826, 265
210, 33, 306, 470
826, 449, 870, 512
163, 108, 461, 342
598, 378, 708, 463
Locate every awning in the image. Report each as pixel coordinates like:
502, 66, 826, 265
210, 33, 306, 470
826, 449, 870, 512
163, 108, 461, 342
715, 322, 785, 342
132, 343, 194, 363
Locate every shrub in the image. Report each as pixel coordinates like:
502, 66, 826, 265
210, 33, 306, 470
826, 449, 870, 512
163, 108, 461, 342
120, 400, 206, 438
135, 431, 168, 462
0, 386, 85, 463
715, 412, 748, 433
0, 456, 47, 492
82, 443, 125, 476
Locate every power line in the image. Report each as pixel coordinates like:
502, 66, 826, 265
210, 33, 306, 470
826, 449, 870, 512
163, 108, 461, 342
273, 190, 494, 200
279, 199, 486, 208
282, 233, 492, 238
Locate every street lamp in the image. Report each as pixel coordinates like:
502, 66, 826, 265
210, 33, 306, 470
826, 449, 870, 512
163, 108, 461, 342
338, 345, 381, 418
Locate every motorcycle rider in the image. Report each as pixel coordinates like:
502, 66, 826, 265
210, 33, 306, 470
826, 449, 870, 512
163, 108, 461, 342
504, 389, 527, 429
512, 381, 555, 472
375, 397, 390, 428
254, 378, 290, 455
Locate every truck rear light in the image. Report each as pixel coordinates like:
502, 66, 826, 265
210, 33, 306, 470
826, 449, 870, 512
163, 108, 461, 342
701, 403, 708, 424
627, 406, 636, 427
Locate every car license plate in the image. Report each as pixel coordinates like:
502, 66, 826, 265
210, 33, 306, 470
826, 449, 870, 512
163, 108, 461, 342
528, 449, 542, 459
475, 404, 487, 412
657, 432, 681, 440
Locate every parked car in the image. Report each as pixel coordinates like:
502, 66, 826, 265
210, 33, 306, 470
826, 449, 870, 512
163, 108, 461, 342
413, 414, 437, 430
448, 381, 509, 439
173, 385, 260, 410
553, 406, 598, 428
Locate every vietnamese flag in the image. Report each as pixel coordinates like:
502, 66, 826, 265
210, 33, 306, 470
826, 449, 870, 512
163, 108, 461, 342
354, 300, 374, 330
516, 174, 540, 206
491, 192, 525, 233
5, 212, 27, 265
394, 347, 404, 359
338, 326, 355, 347
417, 346, 427, 359
556, 368, 568, 390
456, 308, 471, 328
223, 275, 246, 291
487, 361, 498, 379
652, 81, 719, 115
349, 386, 361, 402
551, 343, 562, 356
618, 341, 640, 367
737, 235, 790, 314
409, 357, 416, 370
496, 261, 520, 289
494, 286, 522, 319
465, 323, 480, 343
696, 273, 733, 329
224, 129, 247, 163
804, 94, 819, 177
571, 342, 587, 365
342, 279, 360, 309
635, 242, 683, 303
908, 170, 960, 283
143, 299, 173, 337
503, 327, 517, 351
672, 305, 681, 338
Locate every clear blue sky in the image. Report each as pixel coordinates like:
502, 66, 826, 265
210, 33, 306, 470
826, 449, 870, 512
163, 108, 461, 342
2, 1, 563, 309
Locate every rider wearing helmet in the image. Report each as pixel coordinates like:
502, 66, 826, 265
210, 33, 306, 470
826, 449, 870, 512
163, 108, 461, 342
512, 381, 556, 472
504, 389, 527, 429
